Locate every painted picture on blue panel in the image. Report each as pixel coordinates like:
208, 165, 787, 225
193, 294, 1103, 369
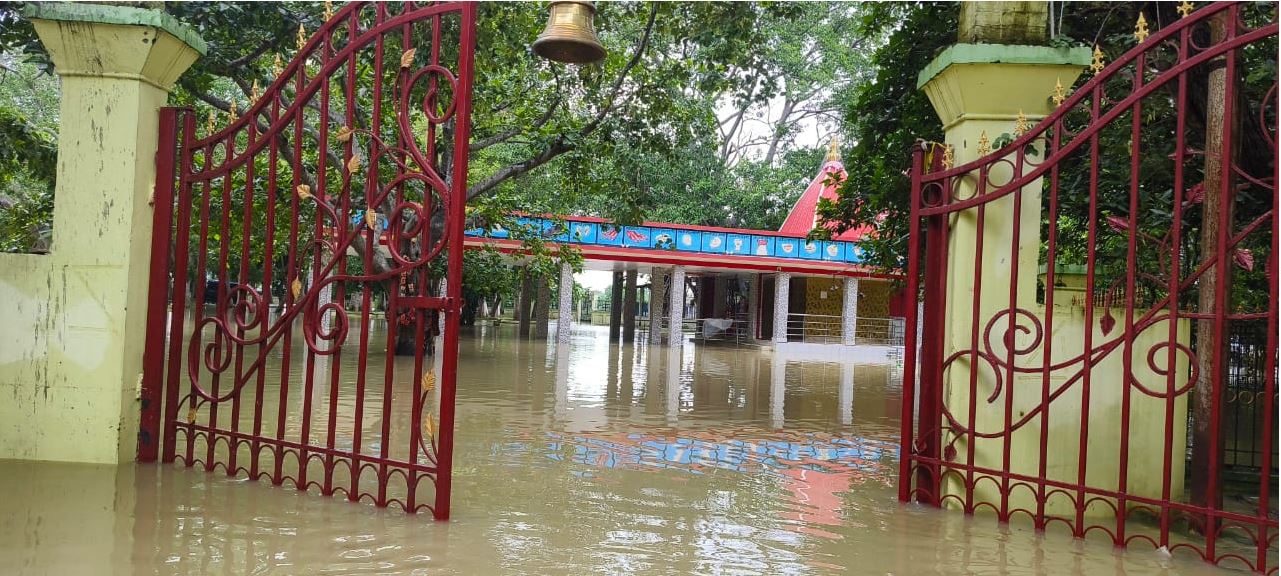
598, 225, 623, 245
846, 243, 865, 263
752, 237, 773, 256
677, 231, 699, 251
726, 235, 749, 255
822, 242, 842, 261
701, 233, 726, 253
653, 230, 676, 250
776, 238, 799, 257
801, 241, 822, 260
622, 227, 651, 248
570, 222, 596, 243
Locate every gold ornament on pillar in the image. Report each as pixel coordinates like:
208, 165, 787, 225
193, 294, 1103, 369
323, 0, 333, 21
1013, 110, 1030, 137
251, 80, 260, 103
532, 1, 606, 64
976, 131, 991, 157
942, 143, 954, 169
421, 371, 436, 392
229, 98, 238, 121
273, 53, 283, 76
1134, 13, 1150, 42
206, 110, 216, 135
297, 23, 307, 52
1090, 45, 1106, 74
1177, 1, 1195, 18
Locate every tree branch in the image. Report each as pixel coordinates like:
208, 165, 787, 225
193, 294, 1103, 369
466, 2, 660, 200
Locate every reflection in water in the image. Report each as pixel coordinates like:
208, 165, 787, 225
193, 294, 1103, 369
0, 323, 1223, 575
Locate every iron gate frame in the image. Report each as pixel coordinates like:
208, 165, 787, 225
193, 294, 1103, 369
137, 1, 476, 519
899, 2, 1277, 572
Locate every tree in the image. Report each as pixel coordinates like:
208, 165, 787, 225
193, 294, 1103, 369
0, 54, 57, 252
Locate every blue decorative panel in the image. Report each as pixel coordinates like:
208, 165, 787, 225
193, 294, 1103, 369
775, 238, 800, 258
725, 234, 751, 255
844, 243, 864, 263
821, 241, 843, 261
700, 233, 727, 253
799, 240, 822, 260
749, 236, 774, 257
622, 227, 652, 248
651, 229, 677, 250
568, 221, 596, 244
553, 220, 572, 242
676, 230, 700, 252
597, 225, 623, 245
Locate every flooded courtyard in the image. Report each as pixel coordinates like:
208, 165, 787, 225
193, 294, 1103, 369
1, 323, 1229, 575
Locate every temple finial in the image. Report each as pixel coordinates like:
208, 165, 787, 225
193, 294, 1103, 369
825, 136, 841, 162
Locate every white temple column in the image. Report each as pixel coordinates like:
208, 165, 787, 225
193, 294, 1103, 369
773, 272, 791, 343
649, 268, 668, 345
839, 362, 855, 426
770, 357, 786, 429
668, 266, 686, 345
665, 346, 682, 424
557, 261, 574, 343
841, 276, 859, 346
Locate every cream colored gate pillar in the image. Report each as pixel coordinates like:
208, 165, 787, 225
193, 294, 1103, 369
917, 3, 1186, 517
14, 4, 202, 463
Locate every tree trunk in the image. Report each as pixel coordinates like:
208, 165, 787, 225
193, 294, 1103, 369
1190, 11, 1238, 516
518, 268, 533, 337
534, 273, 550, 338
622, 270, 638, 343
609, 271, 623, 342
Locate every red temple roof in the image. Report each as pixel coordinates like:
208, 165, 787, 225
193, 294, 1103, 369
777, 154, 874, 241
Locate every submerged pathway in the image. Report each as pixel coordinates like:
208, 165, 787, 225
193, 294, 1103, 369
0, 324, 1224, 575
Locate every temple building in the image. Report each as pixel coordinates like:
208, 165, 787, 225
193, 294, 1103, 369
465, 140, 908, 351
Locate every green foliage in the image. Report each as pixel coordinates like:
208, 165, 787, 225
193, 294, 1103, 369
815, 2, 956, 271
818, 0, 1276, 316
0, 54, 57, 252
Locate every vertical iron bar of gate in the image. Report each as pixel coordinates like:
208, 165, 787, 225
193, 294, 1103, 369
162, 111, 195, 463
1037, 113, 1064, 529
898, 144, 924, 502
1075, 83, 1102, 536
1256, 178, 1278, 572
1160, 22, 1191, 549
1115, 48, 1146, 545
434, 1, 477, 521
139, 107, 180, 462
1000, 146, 1027, 522
1205, 7, 1239, 556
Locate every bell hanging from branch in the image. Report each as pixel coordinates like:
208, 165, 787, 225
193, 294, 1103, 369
532, 1, 606, 65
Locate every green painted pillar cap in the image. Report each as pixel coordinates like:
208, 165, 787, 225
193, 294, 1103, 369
23, 2, 207, 55
917, 43, 1091, 89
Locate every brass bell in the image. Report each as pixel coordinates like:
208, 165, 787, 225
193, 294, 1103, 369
532, 1, 606, 65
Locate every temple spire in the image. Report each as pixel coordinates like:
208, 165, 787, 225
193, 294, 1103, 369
825, 136, 841, 163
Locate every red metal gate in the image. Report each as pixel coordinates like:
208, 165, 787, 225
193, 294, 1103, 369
900, 2, 1277, 572
137, 2, 476, 519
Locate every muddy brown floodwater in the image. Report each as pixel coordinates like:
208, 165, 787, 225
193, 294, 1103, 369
1, 322, 1230, 575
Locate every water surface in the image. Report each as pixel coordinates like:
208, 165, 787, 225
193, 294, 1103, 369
0, 323, 1227, 574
